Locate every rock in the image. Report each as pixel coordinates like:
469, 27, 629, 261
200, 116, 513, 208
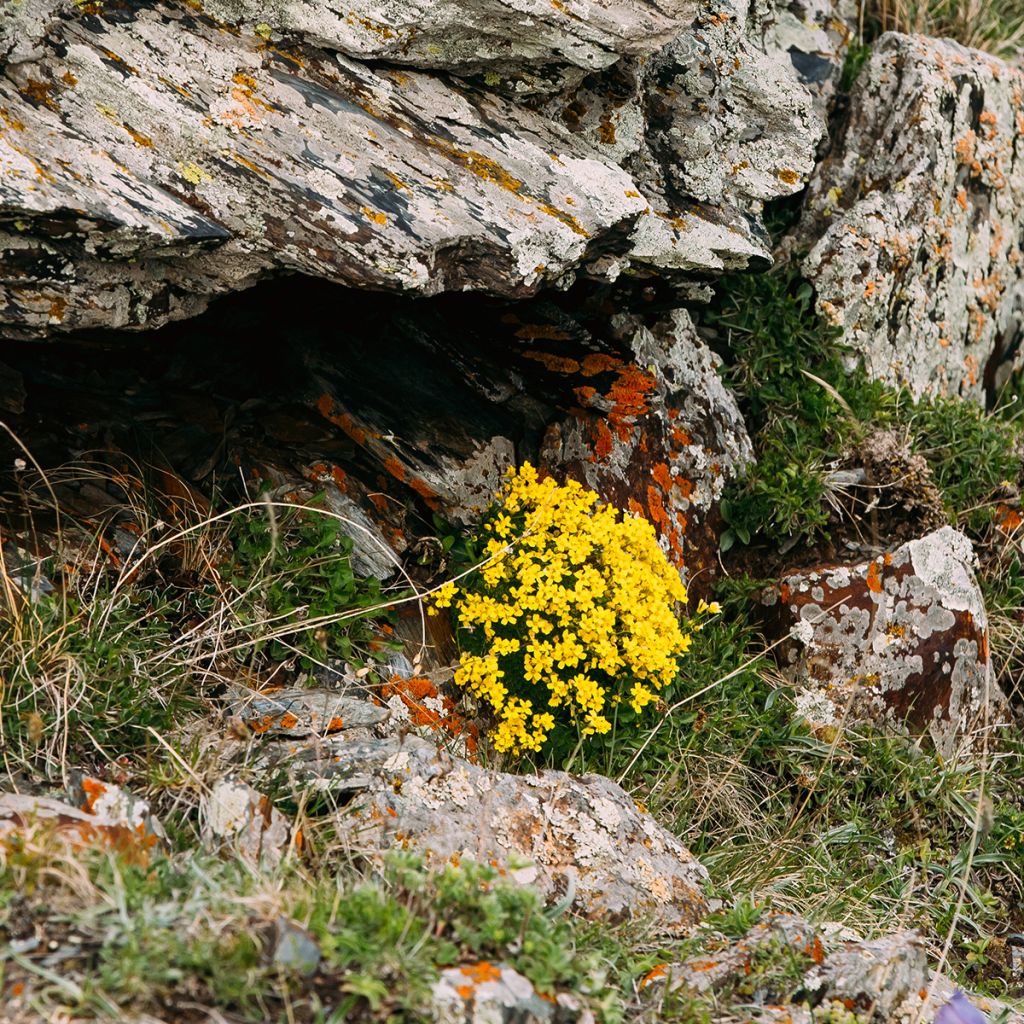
225, 684, 389, 738
0, 1, 821, 339
200, 778, 294, 868
796, 33, 1024, 401
646, 913, 929, 1018
757, 0, 858, 120
255, 731, 708, 932
271, 917, 321, 977
298, 296, 751, 592
540, 308, 753, 589
196, 0, 700, 83
432, 962, 570, 1024
0, 790, 162, 864
70, 775, 164, 840
761, 526, 995, 754
803, 930, 927, 1018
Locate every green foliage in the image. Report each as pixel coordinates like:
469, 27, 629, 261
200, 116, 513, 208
2, 845, 643, 1023
905, 396, 1022, 532
227, 497, 396, 669
839, 39, 872, 92
707, 266, 1024, 550
0, 583, 205, 769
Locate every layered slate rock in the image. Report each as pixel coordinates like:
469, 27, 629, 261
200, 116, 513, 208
197, 0, 701, 83
248, 730, 708, 933
797, 33, 1024, 400
762, 527, 993, 754
0, 0, 821, 338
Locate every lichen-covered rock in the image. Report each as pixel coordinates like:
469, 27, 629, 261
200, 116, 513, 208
297, 297, 751, 592
251, 731, 708, 932
201, 778, 294, 868
757, 0, 857, 120
432, 962, 585, 1024
0, 790, 163, 863
762, 526, 994, 754
224, 684, 389, 738
197, 0, 699, 83
645, 913, 930, 1019
797, 33, 1024, 400
0, 0, 821, 338
540, 309, 753, 588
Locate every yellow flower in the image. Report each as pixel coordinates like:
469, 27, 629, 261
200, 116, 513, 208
427, 463, 697, 756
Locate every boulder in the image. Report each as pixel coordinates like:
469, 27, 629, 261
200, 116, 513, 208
0, 0, 820, 338
540, 308, 753, 588
796, 33, 1024, 400
243, 730, 709, 933
761, 527, 994, 754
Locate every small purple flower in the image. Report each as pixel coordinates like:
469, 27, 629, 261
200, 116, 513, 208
935, 991, 987, 1024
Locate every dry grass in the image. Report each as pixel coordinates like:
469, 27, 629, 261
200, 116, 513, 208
864, 0, 1024, 57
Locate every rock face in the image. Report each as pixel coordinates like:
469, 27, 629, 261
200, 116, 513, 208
0, 0, 821, 338
244, 727, 708, 933
762, 527, 993, 754
797, 32, 1024, 401
540, 308, 753, 586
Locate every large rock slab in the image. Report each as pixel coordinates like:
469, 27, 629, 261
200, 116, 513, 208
797, 33, 1024, 400
0, 0, 821, 338
250, 730, 709, 933
198, 0, 700, 83
761, 527, 994, 754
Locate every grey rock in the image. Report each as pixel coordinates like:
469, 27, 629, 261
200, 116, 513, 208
650, 913, 928, 1018
200, 778, 294, 867
0, 0, 821, 338
0, 790, 163, 855
763, 527, 997, 755
225, 684, 389, 738
797, 33, 1024, 400
757, 0, 858, 119
432, 963, 560, 1024
256, 731, 708, 932
272, 917, 321, 977
195, 0, 701, 84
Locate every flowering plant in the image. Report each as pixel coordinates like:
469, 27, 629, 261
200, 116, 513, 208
431, 463, 713, 756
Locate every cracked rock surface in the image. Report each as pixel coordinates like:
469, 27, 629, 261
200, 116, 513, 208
796, 32, 1024, 401
0, 0, 820, 338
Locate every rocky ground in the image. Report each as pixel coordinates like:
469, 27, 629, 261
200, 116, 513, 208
2, 0, 1024, 1021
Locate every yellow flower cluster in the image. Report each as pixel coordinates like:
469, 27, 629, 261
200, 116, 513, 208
430, 463, 700, 755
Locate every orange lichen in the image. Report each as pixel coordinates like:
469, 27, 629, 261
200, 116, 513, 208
593, 418, 614, 460
640, 964, 669, 988
580, 353, 623, 377
521, 350, 581, 374
866, 561, 883, 594
460, 962, 502, 985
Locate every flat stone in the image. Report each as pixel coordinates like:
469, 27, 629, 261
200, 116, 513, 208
200, 778, 294, 868
225, 684, 389, 738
